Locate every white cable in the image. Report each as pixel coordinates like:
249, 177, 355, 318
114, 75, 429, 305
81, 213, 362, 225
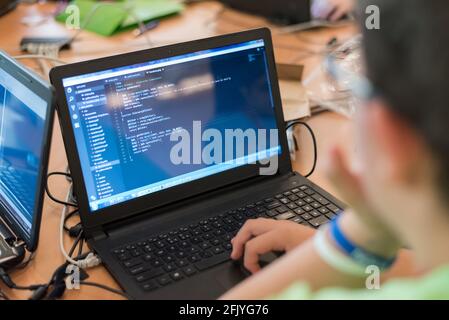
60, 186, 101, 269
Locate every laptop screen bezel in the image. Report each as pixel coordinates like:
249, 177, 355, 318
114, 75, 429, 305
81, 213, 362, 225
0, 51, 55, 251
50, 28, 292, 231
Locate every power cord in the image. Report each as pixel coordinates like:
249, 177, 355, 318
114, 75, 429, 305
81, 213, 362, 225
286, 120, 318, 178
46, 172, 78, 207
78, 281, 130, 299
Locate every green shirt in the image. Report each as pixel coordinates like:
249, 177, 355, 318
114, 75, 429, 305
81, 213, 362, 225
273, 266, 449, 300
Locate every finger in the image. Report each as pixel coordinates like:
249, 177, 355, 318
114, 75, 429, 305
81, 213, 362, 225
329, 6, 346, 21
230, 218, 276, 260
243, 231, 284, 274
325, 7, 338, 21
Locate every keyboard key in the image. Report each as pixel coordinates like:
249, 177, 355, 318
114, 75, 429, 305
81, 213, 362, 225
143, 254, 154, 261
195, 252, 229, 271
155, 241, 165, 248
117, 253, 131, 261
310, 210, 321, 217
279, 198, 289, 204
311, 202, 322, 209
304, 189, 315, 195
303, 205, 313, 212
304, 197, 314, 203
294, 208, 305, 215
141, 280, 158, 291
275, 212, 296, 220
188, 254, 201, 263
265, 201, 281, 210
288, 195, 299, 201
291, 188, 301, 193
326, 212, 337, 220
312, 194, 330, 205
327, 204, 341, 213
183, 266, 197, 277
200, 242, 211, 250
296, 200, 306, 206
151, 259, 162, 267
318, 207, 330, 214
301, 213, 313, 220
175, 251, 187, 259
123, 258, 143, 269
162, 255, 174, 263
157, 275, 172, 286
213, 246, 224, 254
290, 217, 304, 224
130, 265, 149, 275
170, 271, 184, 281
283, 191, 293, 196
176, 259, 188, 268
163, 263, 176, 272
309, 216, 330, 228
287, 203, 297, 210
135, 268, 164, 282
277, 206, 288, 214
267, 209, 278, 217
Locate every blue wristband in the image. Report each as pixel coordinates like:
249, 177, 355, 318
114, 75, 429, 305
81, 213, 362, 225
330, 216, 396, 270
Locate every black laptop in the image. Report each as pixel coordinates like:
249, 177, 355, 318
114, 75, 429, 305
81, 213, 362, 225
50, 28, 344, 299
0, 51, 54, 268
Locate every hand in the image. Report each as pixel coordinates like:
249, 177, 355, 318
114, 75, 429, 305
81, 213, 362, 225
230, 219, 315, 274
311, 0, 355, 22
325, 147, 401, 255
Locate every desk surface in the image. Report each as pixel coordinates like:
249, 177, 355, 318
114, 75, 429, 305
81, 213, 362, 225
0, 1, 356, 299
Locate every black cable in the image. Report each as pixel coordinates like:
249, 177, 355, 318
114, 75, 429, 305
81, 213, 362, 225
286, 121, 318, 178
68, 230, 84, 258
64, 208, 79, 232
78, 238, 84, 257
46, 172, 78, 207
79, 281, 130, 299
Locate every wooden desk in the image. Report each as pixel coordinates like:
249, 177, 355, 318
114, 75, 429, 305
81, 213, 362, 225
0, 1, 355, 299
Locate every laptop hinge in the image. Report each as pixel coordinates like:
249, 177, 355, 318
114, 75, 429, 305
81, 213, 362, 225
0, 217, 25, 248
89, 227, 108, 242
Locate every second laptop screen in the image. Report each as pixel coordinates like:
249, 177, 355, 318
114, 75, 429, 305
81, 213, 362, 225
62, 39, 280, 212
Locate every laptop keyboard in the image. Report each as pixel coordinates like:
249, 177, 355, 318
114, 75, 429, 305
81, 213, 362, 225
111, 185, 342, 293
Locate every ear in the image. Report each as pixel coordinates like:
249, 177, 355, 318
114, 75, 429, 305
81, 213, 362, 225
367, 99, 426, 183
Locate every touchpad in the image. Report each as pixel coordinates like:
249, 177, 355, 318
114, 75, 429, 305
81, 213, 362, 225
214, 262, 249, 290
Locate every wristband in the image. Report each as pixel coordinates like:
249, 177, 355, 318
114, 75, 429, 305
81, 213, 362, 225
330, 217, 396, 271
313, 226, 367, 277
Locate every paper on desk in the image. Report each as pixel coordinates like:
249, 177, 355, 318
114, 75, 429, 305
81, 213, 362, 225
279, 80, 311, 121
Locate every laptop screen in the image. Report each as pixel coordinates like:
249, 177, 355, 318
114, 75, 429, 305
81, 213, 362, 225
62, 39, 281, 212
0, 68, 48, 240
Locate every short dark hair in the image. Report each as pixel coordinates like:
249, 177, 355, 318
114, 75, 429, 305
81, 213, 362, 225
358, 0, 449, 197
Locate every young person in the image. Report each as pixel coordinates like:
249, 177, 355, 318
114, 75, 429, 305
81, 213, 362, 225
222, 0, 449, 299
